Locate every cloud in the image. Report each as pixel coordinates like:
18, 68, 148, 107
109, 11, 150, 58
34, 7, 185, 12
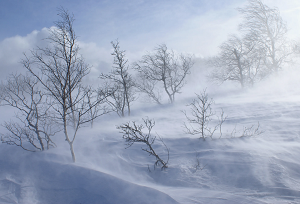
78, 41, 111, 73
0, 28, 113, 83
0, 0, 299, 83
72, 0, 248, 57
0, 28, 49, 81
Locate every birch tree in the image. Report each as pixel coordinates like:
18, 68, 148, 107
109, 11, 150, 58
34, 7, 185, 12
135, 44, 193, 104
23, 8, 110, 162
238, 0, 293, 73
0, 74, 56, 151
209, 35, 264, 88
100, 40, 135, 117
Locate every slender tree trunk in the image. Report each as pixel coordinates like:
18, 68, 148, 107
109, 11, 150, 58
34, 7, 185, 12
162, 79, 173, 103
201, 110, 205, 139
271, 41, 278, 73
69, 141, 76, 162
121, 91, 126, 117
126, 96, 131, 116
234, 49, 244, 88
124, 83, 130, 116
35, 109, 45, 151
63, 106, 76, 162
65, 125, 76, 162
35, 129, 45, 151
28, 108, 45, 151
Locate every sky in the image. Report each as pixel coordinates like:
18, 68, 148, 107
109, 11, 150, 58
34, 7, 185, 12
0, 0, 300, 80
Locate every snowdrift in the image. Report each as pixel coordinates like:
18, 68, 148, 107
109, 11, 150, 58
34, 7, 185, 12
0, 146, 178, 204
1, 69, 300, 203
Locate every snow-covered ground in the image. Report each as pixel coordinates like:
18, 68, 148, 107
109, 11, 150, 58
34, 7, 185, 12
1, 67, 300, 204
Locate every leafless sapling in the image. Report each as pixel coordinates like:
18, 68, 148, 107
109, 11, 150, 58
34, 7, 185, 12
191, 150, 207, 173
0, 74, 56, 151
100, 40, 135, 117
183, 90, 226, 140
231, 122, 263, 138
23, 8, 111, 162
134, 44, 193, 104
218, 108, 228, 139
117, 118, 169, 170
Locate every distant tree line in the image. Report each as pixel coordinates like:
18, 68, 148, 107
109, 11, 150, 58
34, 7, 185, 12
209, 0, 296, 88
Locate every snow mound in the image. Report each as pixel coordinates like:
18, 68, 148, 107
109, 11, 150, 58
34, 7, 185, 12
0, 147, 178, 204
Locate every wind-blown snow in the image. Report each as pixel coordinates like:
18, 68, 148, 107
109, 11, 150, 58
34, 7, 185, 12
1, 68, 300, 203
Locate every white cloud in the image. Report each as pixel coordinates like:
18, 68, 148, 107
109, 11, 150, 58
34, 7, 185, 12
0, 28, 113, 83
0, 28, 49, 80
78, 41, 111, 73
0, 0, 299, 82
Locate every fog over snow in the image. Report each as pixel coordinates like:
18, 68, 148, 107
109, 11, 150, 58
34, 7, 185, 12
1, 0, 300, 203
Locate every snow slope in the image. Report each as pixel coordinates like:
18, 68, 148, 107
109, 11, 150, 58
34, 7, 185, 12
1, 68, 300, 203
0, 145, 179, 204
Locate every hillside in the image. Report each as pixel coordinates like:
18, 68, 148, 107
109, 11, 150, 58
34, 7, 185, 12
1, 69, 300, 203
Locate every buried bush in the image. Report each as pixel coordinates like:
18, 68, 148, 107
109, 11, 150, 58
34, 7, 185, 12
182, 89, 227, 140
117, 118, 169, 170
183, 89, 262, 139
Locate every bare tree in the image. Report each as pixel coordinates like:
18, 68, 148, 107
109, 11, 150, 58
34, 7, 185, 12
23, 8, 111, 162
183, 90, 226, 140
209, 0, 294, 87
209, 35, 264, 88
191, 150, 207, 173
100, 40, 135, 117
217, 109, 227, 139
117, 118, 169, 170
0, 74, 56, 151
231, 122, 263, 138
238, 0, 293, 74
134, 44, 193, 104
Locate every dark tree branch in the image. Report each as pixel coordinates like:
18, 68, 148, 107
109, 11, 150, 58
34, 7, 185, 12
117, 118, 169, 170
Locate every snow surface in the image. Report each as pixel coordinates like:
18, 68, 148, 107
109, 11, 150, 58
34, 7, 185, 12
1, 67, 300, 203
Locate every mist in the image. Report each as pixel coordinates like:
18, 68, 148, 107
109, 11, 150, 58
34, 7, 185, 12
1, 0, 300, 203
